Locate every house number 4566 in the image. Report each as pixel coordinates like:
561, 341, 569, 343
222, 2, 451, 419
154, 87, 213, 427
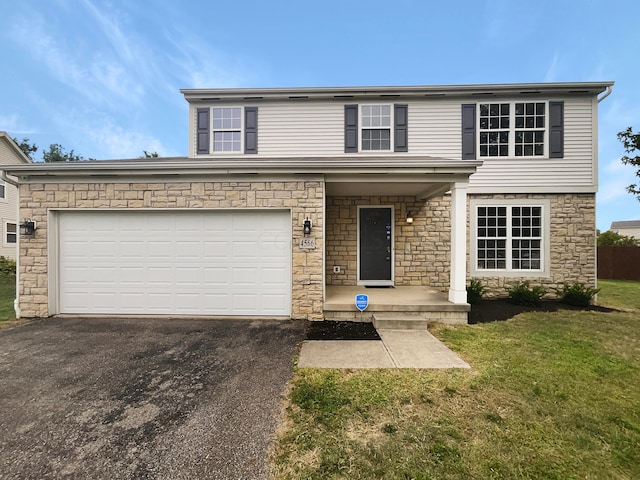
299, 238, 316, 249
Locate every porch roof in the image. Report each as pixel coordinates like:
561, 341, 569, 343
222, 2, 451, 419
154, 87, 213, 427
2, 156, 481, 194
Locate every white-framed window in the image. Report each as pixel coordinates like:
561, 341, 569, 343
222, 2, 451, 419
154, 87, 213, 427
471, 199, 550, 277
361, 104, 392, 151
478, 102, 547, 157
4, 221, 16, 245
212, 107, 242, 152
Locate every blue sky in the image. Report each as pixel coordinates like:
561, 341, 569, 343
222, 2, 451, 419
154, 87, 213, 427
1, 0, 639, 231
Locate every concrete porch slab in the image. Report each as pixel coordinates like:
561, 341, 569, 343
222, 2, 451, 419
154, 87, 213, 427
323, 286, 470, 324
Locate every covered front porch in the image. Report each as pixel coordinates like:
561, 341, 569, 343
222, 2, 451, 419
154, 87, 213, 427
323, 285, 470, 326
322, 157, 481, 325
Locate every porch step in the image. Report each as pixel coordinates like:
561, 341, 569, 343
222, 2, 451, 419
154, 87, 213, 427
371, 309, 470, 328
323, 286, 470, 325
373, 313, 430, 330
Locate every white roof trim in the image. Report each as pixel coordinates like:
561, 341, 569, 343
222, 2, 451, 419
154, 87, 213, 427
2, 156, 482, 182
181, 82, 615, 102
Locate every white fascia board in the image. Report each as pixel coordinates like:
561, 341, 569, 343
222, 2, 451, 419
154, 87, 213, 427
180, 82, 614, 103
3, 157, 483, 182
467, 185, 597, 194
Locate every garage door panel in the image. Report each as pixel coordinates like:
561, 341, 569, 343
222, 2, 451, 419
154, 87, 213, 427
203, 293, 229, 310
120, 241, 146, 258
58, 211, 291, 316
203, 241, 230, 258
232, 294, 258, 312
261, 267, 288, 285
204, 266, 231, 284
120, 267, 145, 285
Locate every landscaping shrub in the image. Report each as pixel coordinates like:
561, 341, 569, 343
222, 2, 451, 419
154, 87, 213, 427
554, 282, 600, 307
0, 257, 16, 277
507, 281, 547, 306
466, 279, 486, 304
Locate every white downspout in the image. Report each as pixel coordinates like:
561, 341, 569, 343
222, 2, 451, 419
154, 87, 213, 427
598, 85, 613, 103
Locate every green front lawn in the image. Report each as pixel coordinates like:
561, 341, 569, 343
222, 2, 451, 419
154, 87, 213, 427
271, 281, 640, 479
0, 274, 17, 326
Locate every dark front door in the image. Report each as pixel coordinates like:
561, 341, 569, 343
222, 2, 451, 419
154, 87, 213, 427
359, 207, 393, 285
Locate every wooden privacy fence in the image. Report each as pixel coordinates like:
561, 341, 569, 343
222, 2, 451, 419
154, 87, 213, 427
598, 246, 640, 280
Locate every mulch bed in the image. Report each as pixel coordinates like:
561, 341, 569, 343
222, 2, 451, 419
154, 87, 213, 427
469, 299, 615, 324
305, 321, 381, 341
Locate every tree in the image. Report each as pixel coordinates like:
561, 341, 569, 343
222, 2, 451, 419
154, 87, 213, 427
597, 230, 638, 246
12, 137, 38, 160
43, 144, 86, 162
617, 127, 640, 201
141, 150, 159, 158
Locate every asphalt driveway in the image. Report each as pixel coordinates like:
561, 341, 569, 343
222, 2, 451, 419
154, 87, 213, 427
0, 317, 306, 479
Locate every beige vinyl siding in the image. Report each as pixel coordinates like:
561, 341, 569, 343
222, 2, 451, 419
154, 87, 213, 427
258, 101, 345, 156
0, 141, 20, 259
189, 96, 598, 193
468, 97, 596, 193
192, 100, 464, 158
408, 100, 461, 158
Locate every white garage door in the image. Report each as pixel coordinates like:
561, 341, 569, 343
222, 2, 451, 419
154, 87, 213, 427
57, 210, 291, 316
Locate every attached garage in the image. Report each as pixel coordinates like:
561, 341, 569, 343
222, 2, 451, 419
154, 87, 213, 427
52, 210, 292, 316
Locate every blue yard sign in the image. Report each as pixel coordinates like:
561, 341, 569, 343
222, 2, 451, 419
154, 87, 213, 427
355, 294, 369, 312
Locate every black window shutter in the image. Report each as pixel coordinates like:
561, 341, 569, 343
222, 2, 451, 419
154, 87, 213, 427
344, 104, 358, 153
245, 107, 258, 154
394, 104, 408, 152
196, 108, 210, 154
461, 104, 476, 160
549, 101, 564, 158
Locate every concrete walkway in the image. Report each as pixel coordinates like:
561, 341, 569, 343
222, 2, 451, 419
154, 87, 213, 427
298, 329, 470, 369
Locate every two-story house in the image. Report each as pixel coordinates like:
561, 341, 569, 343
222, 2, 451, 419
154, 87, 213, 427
0, 132, 31, 260
3, 82, 613, 323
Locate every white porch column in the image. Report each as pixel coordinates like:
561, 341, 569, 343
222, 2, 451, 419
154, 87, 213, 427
449, 182, 468, 304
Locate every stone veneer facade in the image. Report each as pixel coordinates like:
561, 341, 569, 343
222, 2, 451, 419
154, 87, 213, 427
326, 195, 451, 289
18, 180, 324, 319
17, 182, 596, 319
467, 193, 597, 296
326, 193, 597, 298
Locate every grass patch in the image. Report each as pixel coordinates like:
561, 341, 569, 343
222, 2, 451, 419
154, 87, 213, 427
271, 281, 640, 479
598, 279, 640, 311
0, 274, 18, 327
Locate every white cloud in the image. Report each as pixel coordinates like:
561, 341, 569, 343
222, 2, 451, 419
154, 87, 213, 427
0, 114, 38, 136
544, 53, 560, 83
85, 120, 174, 159
599, 157, 637, 203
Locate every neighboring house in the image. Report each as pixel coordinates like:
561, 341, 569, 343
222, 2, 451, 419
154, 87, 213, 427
3, 81, 613, 322
0, 132, 31, 260
610, 220, 640, 239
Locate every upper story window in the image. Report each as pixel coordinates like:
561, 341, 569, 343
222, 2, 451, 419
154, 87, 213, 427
361, 105, 392, 151
345, 104, 408, 153
478, 102, 546, 157
196, 106, 258, 155
0, 180, 5, 200
212, 107, 242, 152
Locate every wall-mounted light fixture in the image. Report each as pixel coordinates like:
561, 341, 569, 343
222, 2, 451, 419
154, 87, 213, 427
20, 219, 36, 236
303, 218, 312, 236
405, 211, 414, 224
